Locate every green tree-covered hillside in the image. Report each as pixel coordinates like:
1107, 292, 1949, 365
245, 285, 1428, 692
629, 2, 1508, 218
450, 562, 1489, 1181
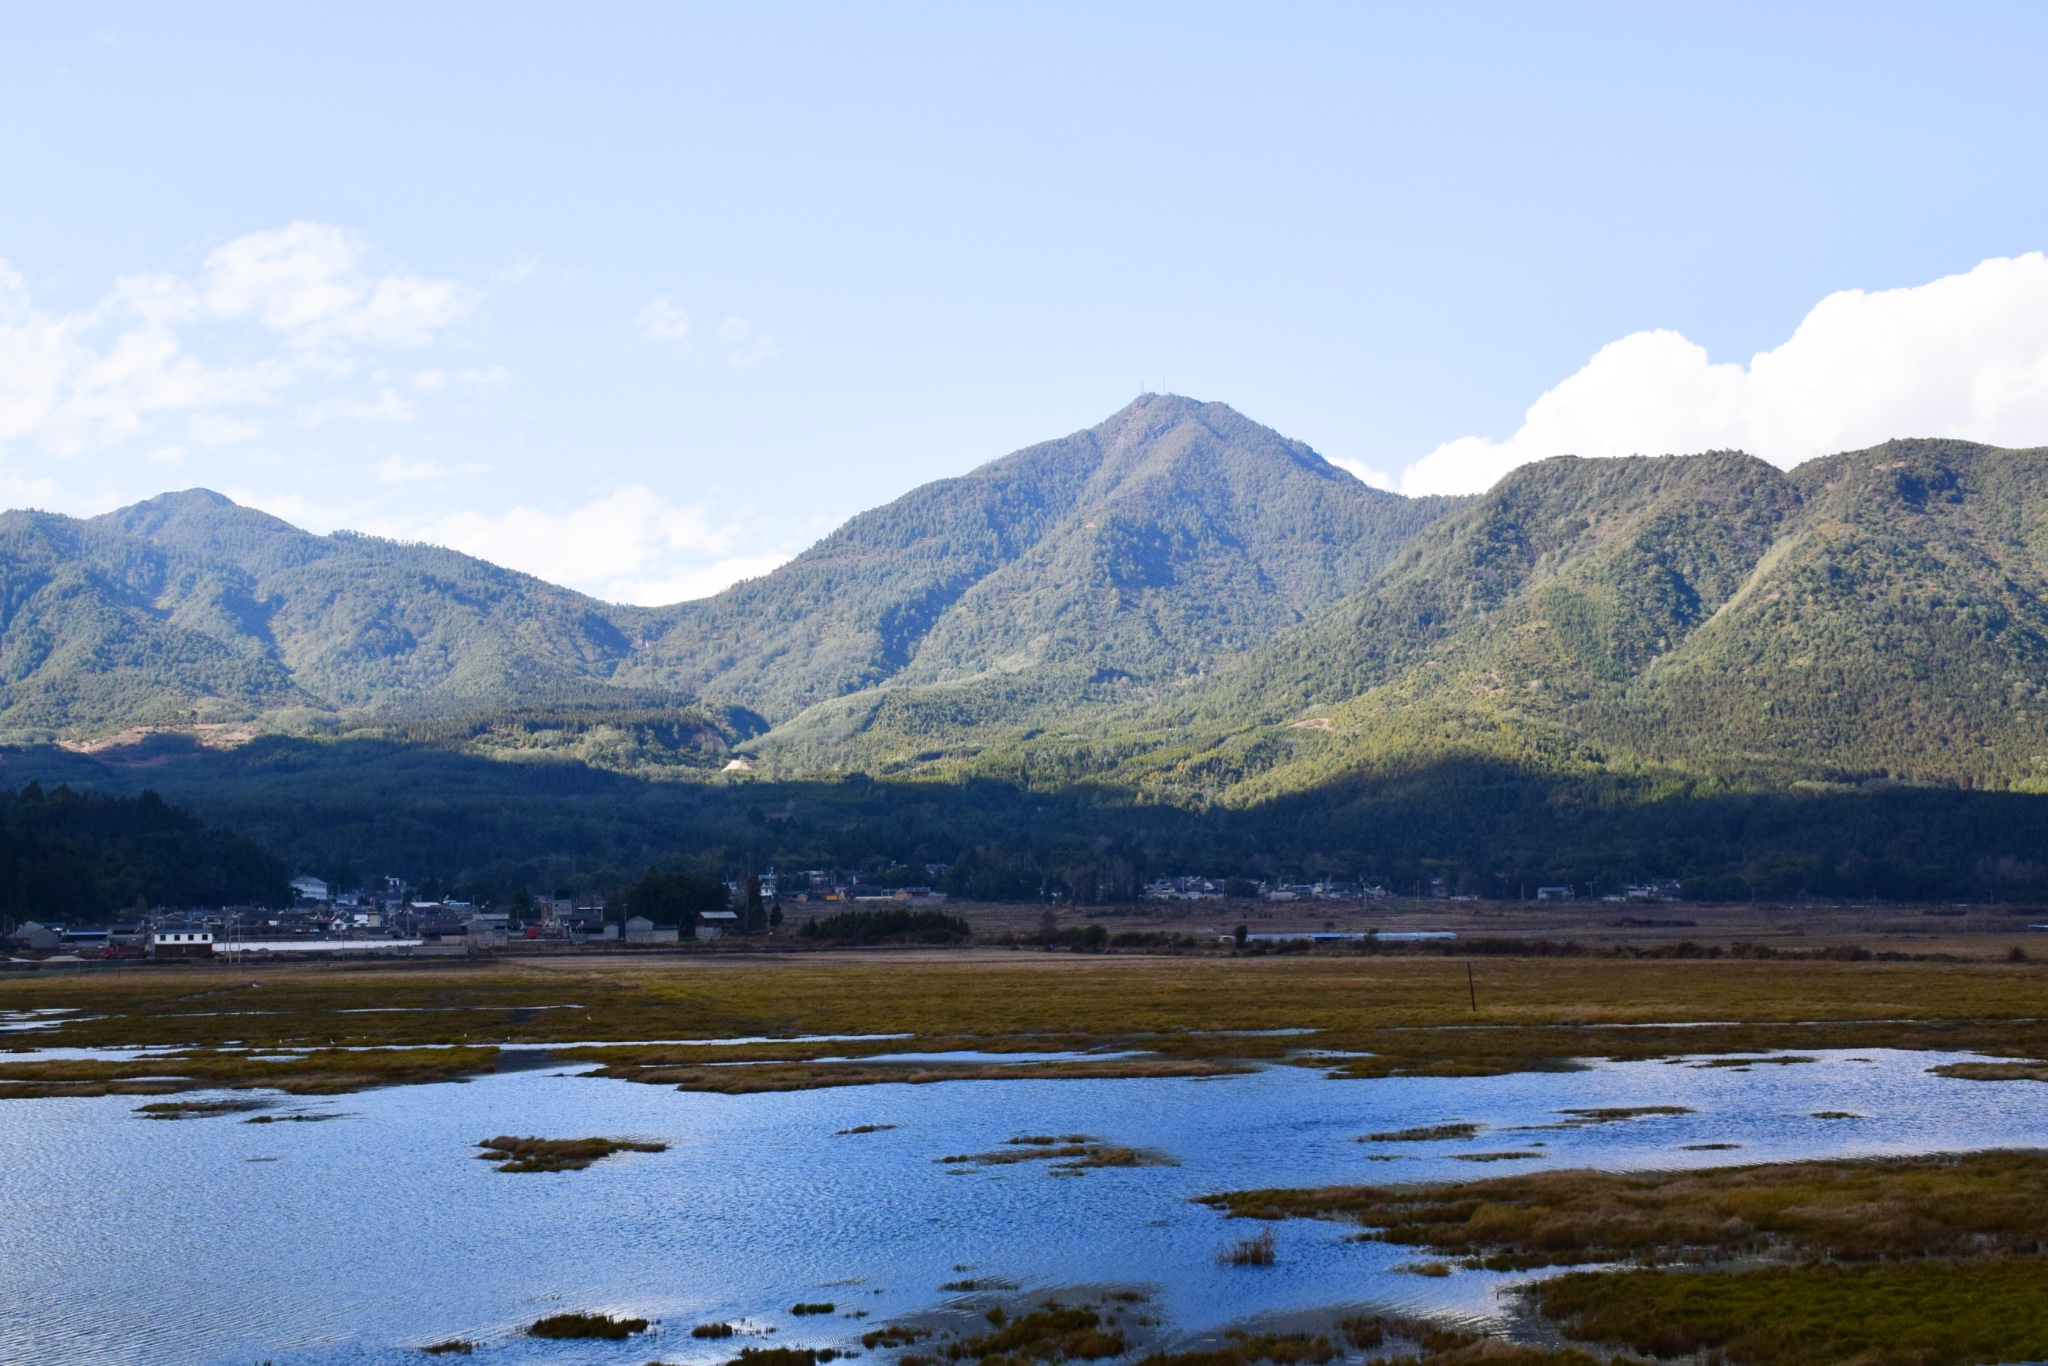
0, 782, 289, 922
617, 394, 1460, 718
1027, 438, 2048, 804
0, 396, 1452, 739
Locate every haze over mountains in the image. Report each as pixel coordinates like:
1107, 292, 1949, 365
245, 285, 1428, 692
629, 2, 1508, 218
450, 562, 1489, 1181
5, 393, 2048, 803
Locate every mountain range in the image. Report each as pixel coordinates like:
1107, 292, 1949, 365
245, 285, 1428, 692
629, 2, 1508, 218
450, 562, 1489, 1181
743, 424, 2048, 801
0, 395, 1454, 740
4, 393, 2048, 900
1142, 433, 2048, 799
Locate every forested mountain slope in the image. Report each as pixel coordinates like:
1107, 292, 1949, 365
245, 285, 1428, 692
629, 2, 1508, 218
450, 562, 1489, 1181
0, 396, 1451, 739
1131, 437, 2048, 796
619, 394, 1458, 718
1607, 439, 2048, 786
0, 781, 289, 918
0, 492, 652, 736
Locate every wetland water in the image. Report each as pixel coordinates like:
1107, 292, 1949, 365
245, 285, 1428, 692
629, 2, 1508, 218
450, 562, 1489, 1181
2, 1048, 2043, 1365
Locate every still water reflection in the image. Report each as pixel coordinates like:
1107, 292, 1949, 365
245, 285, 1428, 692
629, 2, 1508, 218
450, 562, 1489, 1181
0, 1049, 2041, 1365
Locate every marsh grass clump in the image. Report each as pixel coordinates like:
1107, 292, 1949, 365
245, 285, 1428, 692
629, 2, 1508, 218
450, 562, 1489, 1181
0, 1043, 500, 1100
1203, 1151, 2048, 1268
731, 1348, 828, 1366
527, 1312, 648, 1339
1338, 1317, 1382, 1350
790, 1302, 837, 1316
939, 1279, 1018, 1292
863, 1325, 930, 1349
1131, 1331, 1337, 1366
695, 1323, 739, 1338
419, 1339, 474, 1355
624, 1057, 1242, 1095
941, 1134, 1176, 1173
1543, 1106, 1693, 1127
942, 1304, 1124, 1362
477, 1135, 667, 1172
837, 1124, 898, 1135
1538, 1259, 2048, 1366
1932, 1060, 2048, 1082
1362, 1123, 1480, 1143
1225, 1333, 1335, 1365
245, 1111, 343, 1123
1221, 1229, 1276, 1266
1451, 1151, 1543, 1162
136, 1098, 269, 1119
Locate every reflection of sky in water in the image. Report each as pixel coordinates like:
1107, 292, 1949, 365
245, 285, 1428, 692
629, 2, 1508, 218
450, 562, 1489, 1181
1, 1049, 2043, 1366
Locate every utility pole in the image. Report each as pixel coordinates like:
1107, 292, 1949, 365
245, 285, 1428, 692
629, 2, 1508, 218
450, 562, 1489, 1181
1467, 962, 1477, 1013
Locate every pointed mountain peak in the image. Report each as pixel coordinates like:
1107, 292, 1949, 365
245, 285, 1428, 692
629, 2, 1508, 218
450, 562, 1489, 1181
1097, 392, 1237, 447
95, 488, 321, 569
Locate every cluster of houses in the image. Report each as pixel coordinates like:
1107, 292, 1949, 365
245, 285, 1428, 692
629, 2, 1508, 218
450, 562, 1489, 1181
3, 866, 957, 965
776, 870, 950, 905
1142, 875, 1685, 904
1144, 877, 1389, 902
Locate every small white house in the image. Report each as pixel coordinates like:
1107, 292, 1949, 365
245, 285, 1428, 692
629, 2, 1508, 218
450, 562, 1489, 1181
1534, 886, 1575, 902
149, 928, 215, 960
290, 875, 330, 902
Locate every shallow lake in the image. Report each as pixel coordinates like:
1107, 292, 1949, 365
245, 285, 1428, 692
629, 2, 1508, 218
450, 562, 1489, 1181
2, 1047, 2043, 1365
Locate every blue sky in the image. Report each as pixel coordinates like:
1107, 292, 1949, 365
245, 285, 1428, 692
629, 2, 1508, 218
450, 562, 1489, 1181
3, 3, 2046, 601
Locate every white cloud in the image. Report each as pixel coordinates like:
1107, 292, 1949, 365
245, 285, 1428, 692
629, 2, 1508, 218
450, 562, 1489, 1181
1399, 252, 2048, 495
201, 222, 471, 350
640, 296, 692, 343
380, 484, 797, 604
304, 387, 414, 427
227, 487, 316, 527
0, 468, 77, 513
374, 454, 492, 484
640, 299, 777, 366
720, 315, 777, 367
1326, 455, 1399, 491
187, 413, 263, 446
375, 455, 441, 484
411, 366, 510, 394
0, 223, 472, 463
614, 554, 795, 604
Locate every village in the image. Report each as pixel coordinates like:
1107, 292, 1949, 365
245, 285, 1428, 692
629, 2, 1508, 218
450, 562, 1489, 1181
2, 867, 1698, 965
2, 868, 955, 963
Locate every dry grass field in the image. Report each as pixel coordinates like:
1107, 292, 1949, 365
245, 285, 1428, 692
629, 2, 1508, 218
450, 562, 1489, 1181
4, 928, 2046, 1094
